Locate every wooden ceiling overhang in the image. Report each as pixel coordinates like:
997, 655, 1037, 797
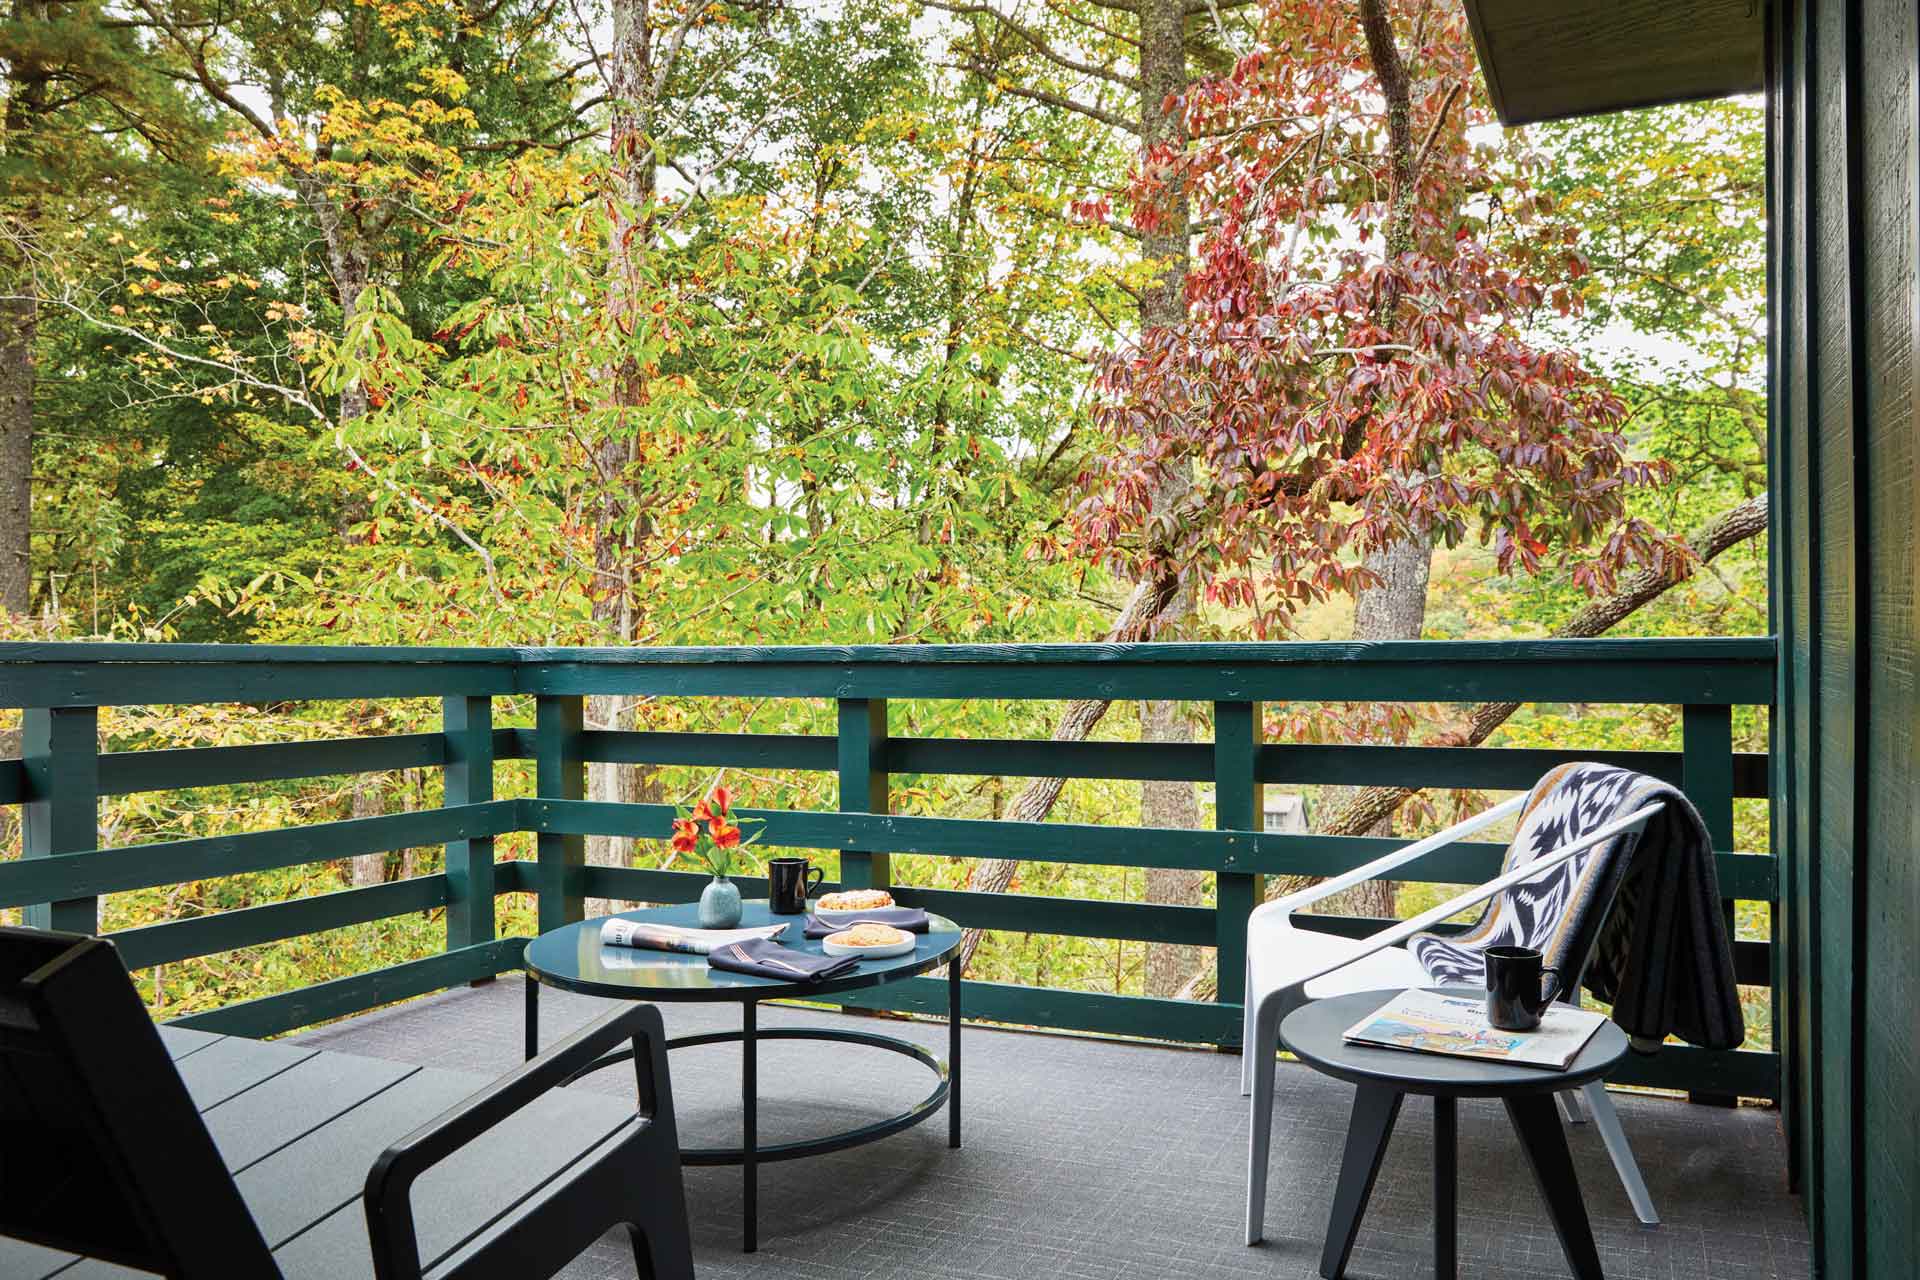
1461, 0, 1765, 125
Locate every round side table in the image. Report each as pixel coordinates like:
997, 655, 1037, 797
523, 901, 963, 1253
1280, 988, 1628, 1280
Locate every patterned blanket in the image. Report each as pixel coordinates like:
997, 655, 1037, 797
1408, 762, 1745, 1052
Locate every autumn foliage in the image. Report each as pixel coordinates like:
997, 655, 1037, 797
1062, 0, 1679, 635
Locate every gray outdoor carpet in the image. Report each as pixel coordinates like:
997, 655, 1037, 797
296, 977, 1809, 1280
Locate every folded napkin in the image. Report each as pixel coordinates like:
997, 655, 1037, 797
707, 938, 860, 983
801, 907, 931, 939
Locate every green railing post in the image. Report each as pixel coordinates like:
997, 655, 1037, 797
837, 698, 890, 891
535, 694, 585, 932
23, 705, 100, 935
1682, 701, 1739, 1106
1213, 701, 1265, 1017
1682, 703, 1737, 852
443, 695, 495, 955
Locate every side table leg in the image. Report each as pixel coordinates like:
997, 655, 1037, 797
1319, 1085, 1404, 1280
949, 959, 963, 1149
523, 973, 538, 1062
1434, 1096, 1457, 1280
743, 1000, 758, 1254
1504, 1094, 1603, 1280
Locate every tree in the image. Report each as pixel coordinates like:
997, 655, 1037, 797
0, 0, 201, 614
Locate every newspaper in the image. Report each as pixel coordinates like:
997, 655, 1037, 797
1342, 988, 1605, 1070
599, 918, 788, 955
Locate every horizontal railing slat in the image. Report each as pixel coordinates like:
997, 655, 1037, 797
0, 757, 20, 805
165, 937, 524, 1038
523, 653, 1772, 704
3, 637, 1772, 706
830, 975, 1242, 1043
108, 875, 452, 970
99, 734, 451, 796
582, 730, 837, 771
559, 731, 1773, 799
0, 801, 518, 907
529, 801, 1777, 899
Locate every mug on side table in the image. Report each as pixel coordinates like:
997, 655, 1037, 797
1484, 944, 1565, 1031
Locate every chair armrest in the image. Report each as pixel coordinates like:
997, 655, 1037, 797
363, 1001, 669, 1280
1249, 794, 1527, 926
1274, 801, 1664, 994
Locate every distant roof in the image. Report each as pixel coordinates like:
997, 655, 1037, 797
1462, 0, 1765, 126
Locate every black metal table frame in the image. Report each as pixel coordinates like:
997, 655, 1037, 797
1279, 989, 1626, 1280
523, 958, 962, 1253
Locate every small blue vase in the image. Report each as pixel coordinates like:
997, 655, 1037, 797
698, 874, 743, 929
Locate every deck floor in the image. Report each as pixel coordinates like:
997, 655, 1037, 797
296, 978, 1808, 1280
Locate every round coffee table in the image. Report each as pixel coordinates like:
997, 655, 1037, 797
1281, 988, 1628, 1280
522, 901, 963, 1253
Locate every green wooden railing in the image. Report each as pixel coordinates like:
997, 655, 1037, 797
0, 637, 1778, 1097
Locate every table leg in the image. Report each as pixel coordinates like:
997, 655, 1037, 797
523, 973, 538, 1062
743, 1000, 758, 1254
1504, 1094, 1603, 1280
1319, 1085, 1404, 1280
949, 958, 963, 1149
1434, 1096, 1457, 1280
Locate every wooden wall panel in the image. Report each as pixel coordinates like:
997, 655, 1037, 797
1857, 0, 1920, 1271
1775, 0, 1920, 1273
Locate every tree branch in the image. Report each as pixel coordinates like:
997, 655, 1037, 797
949, 61, 1140, 134
930, 0, 1141, 91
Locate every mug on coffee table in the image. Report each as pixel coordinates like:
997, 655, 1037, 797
767, 857, 825, 914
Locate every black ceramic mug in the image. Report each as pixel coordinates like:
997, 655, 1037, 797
1484, 944, 1565, 1031
767, 857, 825, 914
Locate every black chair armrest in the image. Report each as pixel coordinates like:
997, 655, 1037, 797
363, 1001, 669, 1280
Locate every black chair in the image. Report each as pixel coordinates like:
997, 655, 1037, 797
0, 927, 694, 1280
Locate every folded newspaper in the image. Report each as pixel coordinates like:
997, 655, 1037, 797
600, 918, 788, 955
1342, 988, 1606, 1070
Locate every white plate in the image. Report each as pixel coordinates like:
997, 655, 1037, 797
821, 932, 916, 959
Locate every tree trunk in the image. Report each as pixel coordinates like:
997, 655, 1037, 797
583, 0, 660, 916
349, 771, 386, 887
0, 294, 31, 616
1314, 534, 1434, 918
1141, 698, 1204, 994
1, 8, 46, 619
1130, 0, 1203, 996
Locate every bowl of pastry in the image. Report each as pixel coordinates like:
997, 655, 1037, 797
816, 888, 894, 911
820, 922, 916, 959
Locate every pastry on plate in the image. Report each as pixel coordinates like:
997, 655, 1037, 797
827, 923, 910, 948
817, 888, 894, 911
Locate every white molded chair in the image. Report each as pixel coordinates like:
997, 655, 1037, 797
1242, 795, 1665, 1245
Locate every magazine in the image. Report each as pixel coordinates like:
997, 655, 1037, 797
1341, 988, 1606, 1070
599, 918, 788, 955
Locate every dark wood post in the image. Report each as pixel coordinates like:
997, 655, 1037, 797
24, 705, 100, 934
536, 694, 585, 931
1213, 700, 1265, 1014
443, 695, 495, 954
1683, 701, 1738, 1105
836, 698, 890, 892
